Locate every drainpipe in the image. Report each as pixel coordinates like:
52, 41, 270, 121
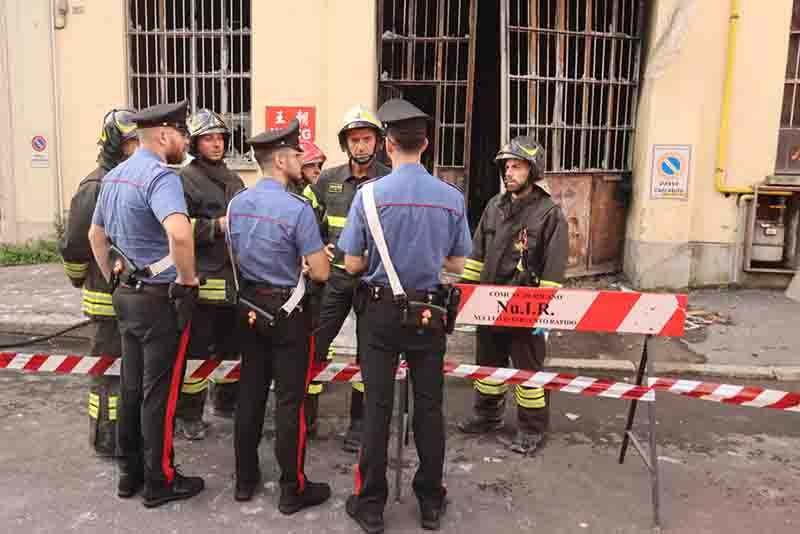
715, 0, 752, 195
48, 1, 65, 224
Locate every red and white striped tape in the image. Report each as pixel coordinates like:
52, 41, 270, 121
0, 352, 651, 402
649, 377, 800, 412
6, 352, 800, 411
454, 284, 687, 337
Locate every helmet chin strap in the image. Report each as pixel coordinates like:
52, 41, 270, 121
349, 147, 375, 166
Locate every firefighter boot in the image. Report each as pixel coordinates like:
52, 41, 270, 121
210, 380, 238, 418
175, 385, 208, 440
89, 375, 121, 457
458, 391, 505, 434
509, 430, 546, 456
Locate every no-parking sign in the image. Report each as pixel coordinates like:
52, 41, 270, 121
651, 144, 690, 200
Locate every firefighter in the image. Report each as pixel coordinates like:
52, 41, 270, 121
311, 105, 391, 452
88, 99, 205, 507
60, 108, 138, 457
298, 139, 327, 437
340, 98, 472, 533
458, 136, 569, 456
228, 119, 332, 512
299, 139, 326, 186
174, 109, 245, 440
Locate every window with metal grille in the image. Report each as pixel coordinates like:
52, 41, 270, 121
504, 0, 644, 174
125, 0, 253, 167
777, 0, 800, 174
378, 0, 477, 188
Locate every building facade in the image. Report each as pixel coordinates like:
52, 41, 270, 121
1, 0, 798, 290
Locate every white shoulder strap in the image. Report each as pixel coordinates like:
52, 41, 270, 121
361, 182, 405, 298
225, 191, 305, 314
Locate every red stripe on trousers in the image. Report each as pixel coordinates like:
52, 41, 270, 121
295, 334, 316, 494
162, 322, 192, 484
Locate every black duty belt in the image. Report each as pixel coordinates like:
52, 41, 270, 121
119, 283, 170, 297
242, 283, 296, 299
364, 285, 446, 306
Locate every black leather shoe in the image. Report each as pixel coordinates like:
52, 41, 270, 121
234, 480, 258, 502
346, 495, 385, 534
143, 472, 205, 508
117, 472, 144, 498
420, 498, 448, 530
278, 481, 331, 515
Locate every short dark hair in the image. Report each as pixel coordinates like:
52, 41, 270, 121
386, 118, 427, 152
253, 146, 296, 170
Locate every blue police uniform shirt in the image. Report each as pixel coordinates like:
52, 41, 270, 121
91, 148, 188, 284
228, 178, 324, 287
337, 162, 472, 290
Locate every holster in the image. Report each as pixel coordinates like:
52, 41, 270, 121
108, 244, 141, 292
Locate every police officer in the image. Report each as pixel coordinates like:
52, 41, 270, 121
339, 99, 472, 533
228, 119, 331, 512
60, 108, 138, 456
174, 109, 245, 440
312, 105, 391, 452
458, 136, 569, 455
88, 99, 205, 507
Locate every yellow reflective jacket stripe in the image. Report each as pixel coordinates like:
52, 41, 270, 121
302, 185, 320, 209
465, 258, 484, 271
307, 383, 324, 395
63, 261, 89, 279
461, 270, 481, 282
198, 278, 227, 301
351, 381, 365, 393
327, 215, 347, 229
82, 288, 116, 317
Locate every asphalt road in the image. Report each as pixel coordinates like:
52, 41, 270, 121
1, 334, 799, 533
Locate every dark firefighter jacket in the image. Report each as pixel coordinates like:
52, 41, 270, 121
463, 182, 569, 288
179, 157, 245, 305
310, 160, 391, 269
60, 167, 116, 318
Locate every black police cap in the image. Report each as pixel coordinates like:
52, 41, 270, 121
377, 98, 430, 128
130, 99, 189, 130
247, 119, 303, 152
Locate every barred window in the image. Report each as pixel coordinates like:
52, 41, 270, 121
777, 0, 800, 174
125, 0, 253, 167
505, 0, 645, 174
378, 0, 477, 188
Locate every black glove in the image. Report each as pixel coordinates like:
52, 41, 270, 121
169, 282, 199, 332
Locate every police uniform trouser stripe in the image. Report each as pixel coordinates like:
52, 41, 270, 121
515, 385, 546, 409
474, 378, 508, 396
162, 324, 193, 484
